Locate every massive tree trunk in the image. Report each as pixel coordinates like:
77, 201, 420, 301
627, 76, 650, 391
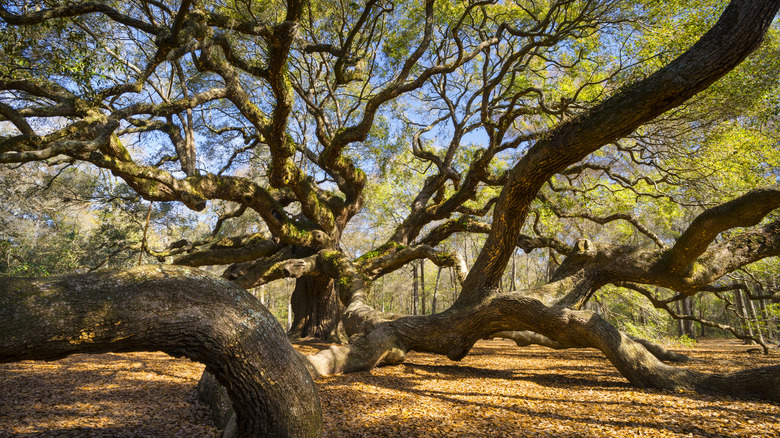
287, 244, 346, 343
219, 243, 346, 343
288, 274, 346, 343
0, 265, 322, 438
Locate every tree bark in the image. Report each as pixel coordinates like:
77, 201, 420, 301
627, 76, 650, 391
758, 298, 777, 342
308, 288, 780, 400
412, 262, 419, 315
735, 289, 756, 343
511, 250, 517, 291
432, 266, 441, 314
0, 265, 322, 437
288, 274, 346, 343
745, 291, 767, 345
681, 296, 696, 339
420, 259, 426, 315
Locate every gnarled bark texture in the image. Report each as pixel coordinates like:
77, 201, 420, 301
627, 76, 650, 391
0, 265, 322, 438
307, 285, 780, 400
289, 275, 346, 343
221, 244, 346, 343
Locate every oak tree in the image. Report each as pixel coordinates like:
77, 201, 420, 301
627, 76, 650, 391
2, 0, 780, 435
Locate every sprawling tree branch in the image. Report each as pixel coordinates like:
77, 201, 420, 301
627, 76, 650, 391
663, 189, 780, 274
173, 235, 285, 267
0, 2, 160, 34
307, 285, 780, 400
359, 244, 468, 282
0, 266, 322, 437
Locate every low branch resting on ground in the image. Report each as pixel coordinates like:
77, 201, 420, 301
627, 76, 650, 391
0, 266, 322, 438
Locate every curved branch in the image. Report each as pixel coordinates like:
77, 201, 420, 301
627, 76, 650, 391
0, 102, 34, 136
0, 3, 160, 34
419, 216, 491, 247
173, 235, 284, 267
222, 248, 322, 290
360, 244, 467, 282
517, 233, 573, 255
664, 188, 780, 274
0, 266, 322, 437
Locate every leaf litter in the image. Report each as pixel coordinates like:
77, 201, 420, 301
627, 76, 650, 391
0, 339, 778, 437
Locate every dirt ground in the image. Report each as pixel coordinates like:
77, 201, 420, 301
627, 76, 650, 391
0, 338, 778, 437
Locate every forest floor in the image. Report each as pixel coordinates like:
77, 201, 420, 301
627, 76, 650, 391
0, 338, 778, 437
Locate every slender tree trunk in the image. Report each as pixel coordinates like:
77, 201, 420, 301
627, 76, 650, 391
287, 282, 292, 330
734, 290, 746, 336
258, 285, 266, 306
699, 294, 707, 337
450, 266, 458, 308
770, 277, 779, 342
412, 263, 419, 315
462, 237, 469, 271
736, 290, 756, 344
0, 266, 322, 437
745, 291, 766, 345
432, 266, 442, 314
677, 302, 685, 336
420, 259, 426, 315
759, 298, 776, 342
380, 281, 385, 313
546, 248, 558, 283
682, 296, 696, 339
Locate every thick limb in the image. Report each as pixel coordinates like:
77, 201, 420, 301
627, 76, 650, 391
307, 285, 779, 400
0, 266, 322, 437
487, 331, 691, 362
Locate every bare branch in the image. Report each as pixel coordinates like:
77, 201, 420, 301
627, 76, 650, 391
0, 2, 160, 34
360, 244, 468, 283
